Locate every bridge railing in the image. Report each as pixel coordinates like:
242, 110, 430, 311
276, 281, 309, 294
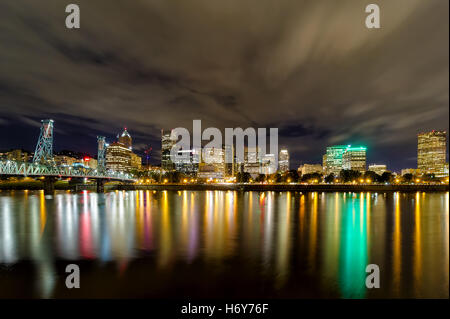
0, 160, 134, 181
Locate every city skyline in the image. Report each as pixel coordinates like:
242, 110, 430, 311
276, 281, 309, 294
0, 0, 448, 171
0, 0, 448, 303
1, 120, 448, 176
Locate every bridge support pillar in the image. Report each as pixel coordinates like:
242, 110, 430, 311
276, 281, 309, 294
43, 176, 56, 195
96, 179, 106, 193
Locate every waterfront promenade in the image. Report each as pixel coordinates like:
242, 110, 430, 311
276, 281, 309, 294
1, 181, 448, 192
117, 183, 449, 193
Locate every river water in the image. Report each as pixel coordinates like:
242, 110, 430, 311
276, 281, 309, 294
0, 190, 448, 298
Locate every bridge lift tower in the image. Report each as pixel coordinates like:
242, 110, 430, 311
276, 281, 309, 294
97, 136, 107, 173
96, 136, 108, 192
33, 119, 55, 165
33, 119, 56, 194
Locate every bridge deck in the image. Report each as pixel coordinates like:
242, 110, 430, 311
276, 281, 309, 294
0, 160, 134, 181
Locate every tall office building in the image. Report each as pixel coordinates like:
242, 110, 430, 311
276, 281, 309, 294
342, 146, 367, 172
161, 129, 177, 171
106, 142, 132, 172
106, 128, 140, 173
243, 146, 261, 177
173, 149, 199, 176
224, 144, 234, 177
130, 152, 142, 170
118, 128, 132, 149
197, 147, 226, 180
322, 154, 328, 174
325, 145, 367, 174
325, 145, 348, 175
279, 149, 289, 173
417, 130, 447, 177
261, 153, 277, 175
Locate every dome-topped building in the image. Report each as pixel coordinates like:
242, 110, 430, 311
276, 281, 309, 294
106, 127, 142, 173
118, 128, 132, 150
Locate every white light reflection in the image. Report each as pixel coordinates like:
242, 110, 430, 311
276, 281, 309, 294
0, 197, 17, 264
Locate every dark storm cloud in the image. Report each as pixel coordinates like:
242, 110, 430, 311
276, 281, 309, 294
279, 124, 313, 138
279, 122, 331, 139
0, 0, 448, 169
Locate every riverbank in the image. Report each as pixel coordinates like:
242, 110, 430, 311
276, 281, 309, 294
0, 180, 72, 190
1, 181, 448, 192
117, 183, 449, 192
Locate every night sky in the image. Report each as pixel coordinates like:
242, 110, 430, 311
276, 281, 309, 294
0, 0, 448, 171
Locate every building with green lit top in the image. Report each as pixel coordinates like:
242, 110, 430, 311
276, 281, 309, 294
324, 145, 348, 175
342, 146, 367, 172
324, 145, 367, 175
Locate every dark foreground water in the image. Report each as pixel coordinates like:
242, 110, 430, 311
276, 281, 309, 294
0, 190, 448, 299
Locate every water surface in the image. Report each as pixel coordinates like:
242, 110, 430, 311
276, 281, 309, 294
0, 190, 448, 298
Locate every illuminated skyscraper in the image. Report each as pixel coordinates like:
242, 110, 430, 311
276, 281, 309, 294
417, 130, 447, 177
118, 128, 132, 149
130, 152, 142, 170
106, 142, 132, 172
325, 145, 347, 175
197, 147, 225, 180
322, 154, 328, 174
173, 149, 199, 176
279, 149, 289, 173
342, 146, 366, 172
243, 146, 261, 176
261, 153, 277, 175
106, 128, 139, 173
161, 129, 176, 171
224, 144, 234, 177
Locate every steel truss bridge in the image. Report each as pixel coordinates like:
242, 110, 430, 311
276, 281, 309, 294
0, 160, 133, 181
0, 119, 135, 193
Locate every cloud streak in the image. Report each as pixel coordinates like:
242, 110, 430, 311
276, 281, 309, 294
0, 0, 448, 170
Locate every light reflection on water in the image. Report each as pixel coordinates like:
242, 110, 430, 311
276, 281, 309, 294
0, 190, 448, 299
